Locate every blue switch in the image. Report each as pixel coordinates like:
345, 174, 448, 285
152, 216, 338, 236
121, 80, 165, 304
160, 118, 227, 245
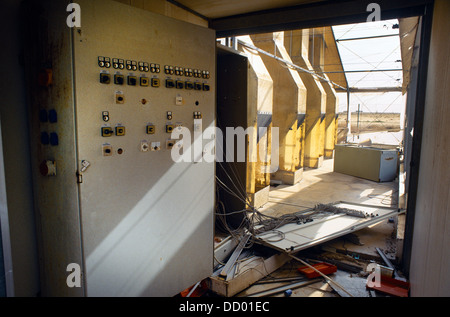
41, 132, 49, 145
39, 109, 48, 123
50, 133, 59, 146
48, 109, 58, 123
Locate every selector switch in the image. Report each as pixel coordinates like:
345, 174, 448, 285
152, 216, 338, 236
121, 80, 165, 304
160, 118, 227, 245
185, 81, 194, 90
151, 78, 160, 88
147, 125, 156, 135
101, 127, 114, 137
203, 83, 210, 92
114, 74, 124, 85
128, 76, 137, 86
100, 73, 111, 84
166, 79, 175, 89
176, 81, 184, 89
115, 126, 126, 136
166, 125, 174, 134
194, 82, 202, 91
140, 77, 149, 87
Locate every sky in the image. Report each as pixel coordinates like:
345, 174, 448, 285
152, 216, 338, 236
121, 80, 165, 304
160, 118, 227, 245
332, 19, 405, 114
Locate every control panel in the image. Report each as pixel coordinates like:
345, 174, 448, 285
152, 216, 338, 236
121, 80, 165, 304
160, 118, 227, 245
25, 0, 215, 298
96, 54, 211, 156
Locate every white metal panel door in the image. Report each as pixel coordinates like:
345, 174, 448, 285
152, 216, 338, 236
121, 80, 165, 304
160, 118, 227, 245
73, 0, 216, 297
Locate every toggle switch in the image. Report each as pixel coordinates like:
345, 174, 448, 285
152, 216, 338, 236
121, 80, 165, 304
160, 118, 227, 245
167, 112, 173, 120
102, 111, 110, 122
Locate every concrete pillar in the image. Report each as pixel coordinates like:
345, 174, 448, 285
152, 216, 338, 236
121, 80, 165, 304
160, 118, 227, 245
251, 32, 307, 185
284, 29, 327, 169
238, 35, 274, 208
320, 76, 339, 159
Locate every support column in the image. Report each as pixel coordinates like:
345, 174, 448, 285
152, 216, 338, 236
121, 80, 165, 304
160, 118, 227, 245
285, 29, 326, 169
238, 35, 274, 208
251, 32, 306, 185
320, 75, 339, 159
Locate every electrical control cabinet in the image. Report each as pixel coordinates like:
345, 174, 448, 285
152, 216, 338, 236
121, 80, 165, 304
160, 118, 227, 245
23, 0, 215, 297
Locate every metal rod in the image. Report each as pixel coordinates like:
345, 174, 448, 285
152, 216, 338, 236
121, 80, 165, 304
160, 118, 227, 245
323, 69, 403, 73
289, 254, 355, 297
219, 234, 250, 280
337, 34, 399, 42
336, 87, 402, 93
247, 278, 322, 297
237, 39, 347, 91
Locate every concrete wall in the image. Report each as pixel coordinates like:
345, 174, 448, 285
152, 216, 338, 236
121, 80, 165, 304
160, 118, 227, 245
409, 0, 450, 297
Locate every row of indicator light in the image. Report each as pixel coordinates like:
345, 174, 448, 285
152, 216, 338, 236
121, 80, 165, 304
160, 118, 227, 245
98, 57, 211, 79
164, 65, 210, 79
98, 57, 161, 73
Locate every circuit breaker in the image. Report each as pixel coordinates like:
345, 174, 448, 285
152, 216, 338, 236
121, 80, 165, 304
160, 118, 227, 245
23, 0, 215, 297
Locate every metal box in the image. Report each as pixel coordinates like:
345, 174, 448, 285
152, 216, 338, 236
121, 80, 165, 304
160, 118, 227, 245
334, 144, 398, 182
23, 0, 215, 297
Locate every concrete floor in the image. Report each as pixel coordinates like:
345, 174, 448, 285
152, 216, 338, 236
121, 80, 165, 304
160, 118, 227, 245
260, 158, 398, 218
239, 157, 402, 297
